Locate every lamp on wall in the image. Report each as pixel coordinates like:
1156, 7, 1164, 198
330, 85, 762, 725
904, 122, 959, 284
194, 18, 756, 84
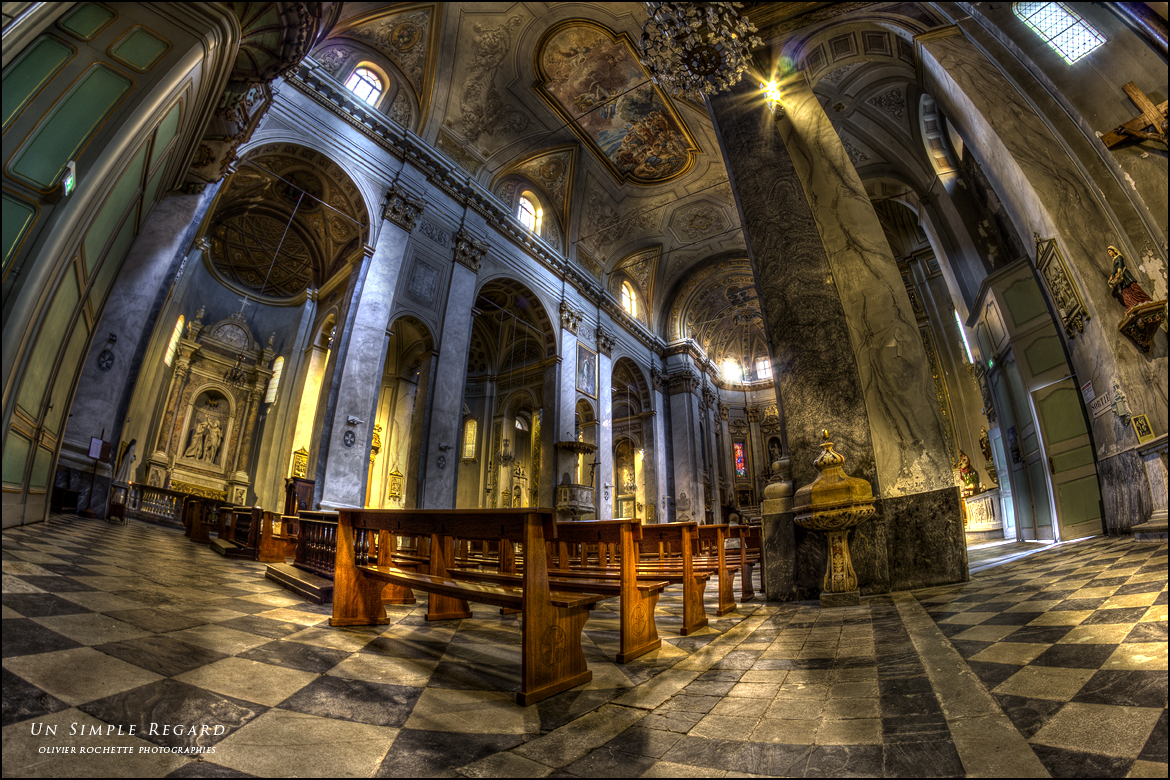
636, 2, 763, 98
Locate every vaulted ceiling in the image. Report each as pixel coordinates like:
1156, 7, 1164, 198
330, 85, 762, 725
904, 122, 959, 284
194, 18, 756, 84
297, 2, 948, 379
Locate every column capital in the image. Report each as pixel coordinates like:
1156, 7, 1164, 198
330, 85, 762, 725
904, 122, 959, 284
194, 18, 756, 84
596, 325, 616, 357
667, 368, 700, 396
718, 402, 730, 421
559, 300, 584, 335
382, 183, 426, 231
650, 365, 667, 393
453, 228, 488, 273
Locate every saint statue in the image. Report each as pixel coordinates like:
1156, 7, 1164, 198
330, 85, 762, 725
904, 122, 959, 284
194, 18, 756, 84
956, 450, 981, 498
203, 421, 223, 462
114, 439, 137, 484
184, 421, 207, 459
1107, 246, 1153, 311
979, 427, 993, 464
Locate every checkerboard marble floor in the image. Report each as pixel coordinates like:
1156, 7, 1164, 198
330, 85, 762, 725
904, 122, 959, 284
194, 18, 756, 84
2, 515, 1165, 778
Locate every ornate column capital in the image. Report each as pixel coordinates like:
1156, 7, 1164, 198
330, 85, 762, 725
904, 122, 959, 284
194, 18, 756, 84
453, 229, 488, 273
703, 387, 718, 411
667, 368, 700, 396
559, 300, 584, 335
650, 366, 666, 393
718, 402, 730, 421
746, 406, 762, 422
596, 325, 616, 357
382, 183, 426, 231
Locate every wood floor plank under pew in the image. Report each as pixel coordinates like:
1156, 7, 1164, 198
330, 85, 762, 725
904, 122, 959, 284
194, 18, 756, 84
330, 508, 608, 706
452, 519, 669, 663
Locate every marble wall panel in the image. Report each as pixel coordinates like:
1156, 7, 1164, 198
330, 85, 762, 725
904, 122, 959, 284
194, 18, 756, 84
882, 487, 967, 591
1097, 448, 1151, 534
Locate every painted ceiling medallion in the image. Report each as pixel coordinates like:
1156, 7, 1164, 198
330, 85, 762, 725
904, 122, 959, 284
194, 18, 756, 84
535, 21, 700, 185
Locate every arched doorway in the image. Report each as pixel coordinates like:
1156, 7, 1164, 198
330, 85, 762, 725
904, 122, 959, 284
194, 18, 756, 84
370, 316, 434, 508
611, 358, 650, 520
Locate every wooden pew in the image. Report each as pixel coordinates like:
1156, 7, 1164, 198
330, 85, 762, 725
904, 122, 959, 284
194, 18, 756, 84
210, 505, 261, 559
454, 519, 669, 663
332, 508, 606, 706
728, 524, 761, 602
258, 511, 299, 563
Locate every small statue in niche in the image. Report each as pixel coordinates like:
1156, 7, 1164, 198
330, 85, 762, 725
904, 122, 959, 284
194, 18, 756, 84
184, 421, 207, 459
979, 427, 999, 487
955, 450, 981, 498
1107, 245, 1167, 352
203, 421, 223, 463
1107, 246, 1153, 310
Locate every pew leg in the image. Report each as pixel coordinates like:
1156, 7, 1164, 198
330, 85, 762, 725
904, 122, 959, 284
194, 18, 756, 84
518, 604, 593, 706
716, 567, 737, 617
331, 573, 391, 627
679, 576, 709, 636
381, 582, 416, 605
425, 592, 472, 621
616, 588, 662, 663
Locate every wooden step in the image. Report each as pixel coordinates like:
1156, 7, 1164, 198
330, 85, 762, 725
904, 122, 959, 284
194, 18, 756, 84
266, 562, 334, 604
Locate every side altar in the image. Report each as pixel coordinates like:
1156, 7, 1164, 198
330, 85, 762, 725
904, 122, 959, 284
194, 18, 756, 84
144, 305, 274, 505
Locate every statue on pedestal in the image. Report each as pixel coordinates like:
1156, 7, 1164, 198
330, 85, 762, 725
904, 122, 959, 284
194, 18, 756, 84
1107, 245, 1166, 352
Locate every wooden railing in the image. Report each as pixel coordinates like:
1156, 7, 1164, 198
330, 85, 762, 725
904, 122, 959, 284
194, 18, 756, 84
295, 510, 339, 579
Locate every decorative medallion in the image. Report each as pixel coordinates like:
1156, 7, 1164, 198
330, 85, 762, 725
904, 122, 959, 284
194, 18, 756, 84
97, 349, 115, 372
343, 430, 356, 448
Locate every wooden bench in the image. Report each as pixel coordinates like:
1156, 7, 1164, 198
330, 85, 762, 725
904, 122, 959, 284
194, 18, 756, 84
332, 508, 607, 706
185, 497, 224, 544
258, 512, 299, 563
211, 506, 260, 559
728, 524, 761, 602
454, 519, 669, 663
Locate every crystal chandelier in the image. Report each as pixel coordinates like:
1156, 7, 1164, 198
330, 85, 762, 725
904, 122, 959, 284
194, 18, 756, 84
637, 2, 763, 98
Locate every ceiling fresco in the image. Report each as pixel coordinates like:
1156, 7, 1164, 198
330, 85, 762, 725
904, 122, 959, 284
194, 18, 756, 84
308, 3, 943, 373
534, 20, 700, 185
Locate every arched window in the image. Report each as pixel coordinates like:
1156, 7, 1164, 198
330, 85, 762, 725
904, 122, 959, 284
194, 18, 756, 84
265, 356, 284, 403
345, 66, 383, 105
164, 316, 184, 367
1014, 3, 1105, 63
517, 194, 542, 233
621, 281, 637, 318
755, 358, 772, 380
461, 418, 478, 460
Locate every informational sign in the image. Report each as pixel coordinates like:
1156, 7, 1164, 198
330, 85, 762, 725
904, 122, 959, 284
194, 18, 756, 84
1080, 380, 1094, 402
88, 437, 110, 461
1132, 414, 1156, 444
1089, 392, 1112, 419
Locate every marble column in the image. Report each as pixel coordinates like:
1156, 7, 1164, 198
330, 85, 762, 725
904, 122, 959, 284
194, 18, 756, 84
540, 359, 560, 508
709, 75, 965, 594
596, 326, 616, 519
418, 230, 486, 509
650, 368, 670, 522
555, 300, 584, 519
703, 386, 722, 521
317, 185, 419, 510
668, 368, 703, 523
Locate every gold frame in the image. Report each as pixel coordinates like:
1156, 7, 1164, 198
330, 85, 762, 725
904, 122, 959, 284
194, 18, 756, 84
1035, 237, 1090, 338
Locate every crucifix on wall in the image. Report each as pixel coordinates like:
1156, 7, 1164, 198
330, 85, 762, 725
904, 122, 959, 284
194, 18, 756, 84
1101, 81, 1167, 148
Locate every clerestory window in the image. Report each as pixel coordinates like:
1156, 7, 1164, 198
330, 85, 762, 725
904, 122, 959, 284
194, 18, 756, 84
345, 66, 383, 104
1014, 3, 1105, 63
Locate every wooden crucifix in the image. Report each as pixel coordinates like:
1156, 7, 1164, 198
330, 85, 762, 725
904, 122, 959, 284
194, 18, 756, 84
1101, 81, 1167, 148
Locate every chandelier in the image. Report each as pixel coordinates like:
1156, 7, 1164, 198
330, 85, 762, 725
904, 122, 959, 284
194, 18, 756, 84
637, 2, 763, 98
224, 354, 249, 388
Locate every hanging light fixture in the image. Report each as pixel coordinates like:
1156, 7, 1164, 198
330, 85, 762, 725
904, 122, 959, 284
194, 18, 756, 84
224, 353, 249, 388
637, 2, 764, 98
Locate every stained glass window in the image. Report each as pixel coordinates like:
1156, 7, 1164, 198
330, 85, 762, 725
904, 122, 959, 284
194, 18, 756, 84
1014, 3, 1105, 64
734, 442, 746, 477
462, 418, 477, 460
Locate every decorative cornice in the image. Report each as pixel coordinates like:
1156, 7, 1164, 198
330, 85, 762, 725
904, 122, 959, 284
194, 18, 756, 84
559, 301, 584, 335
453, 229, 488, 273
596, 325, 616, 357
382, 183, 426, 231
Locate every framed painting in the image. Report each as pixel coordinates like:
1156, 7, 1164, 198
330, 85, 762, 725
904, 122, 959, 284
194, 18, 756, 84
576, 342, 596, 397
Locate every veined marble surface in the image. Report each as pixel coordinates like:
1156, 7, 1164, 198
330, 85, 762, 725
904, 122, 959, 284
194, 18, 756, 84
778, 83, 954, 499
319, 221, 410, 509
920, 32, 1168, 461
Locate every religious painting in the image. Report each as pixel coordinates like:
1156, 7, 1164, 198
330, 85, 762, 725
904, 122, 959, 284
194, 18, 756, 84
576, 343, 596, 397
535, 20, 699, 185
